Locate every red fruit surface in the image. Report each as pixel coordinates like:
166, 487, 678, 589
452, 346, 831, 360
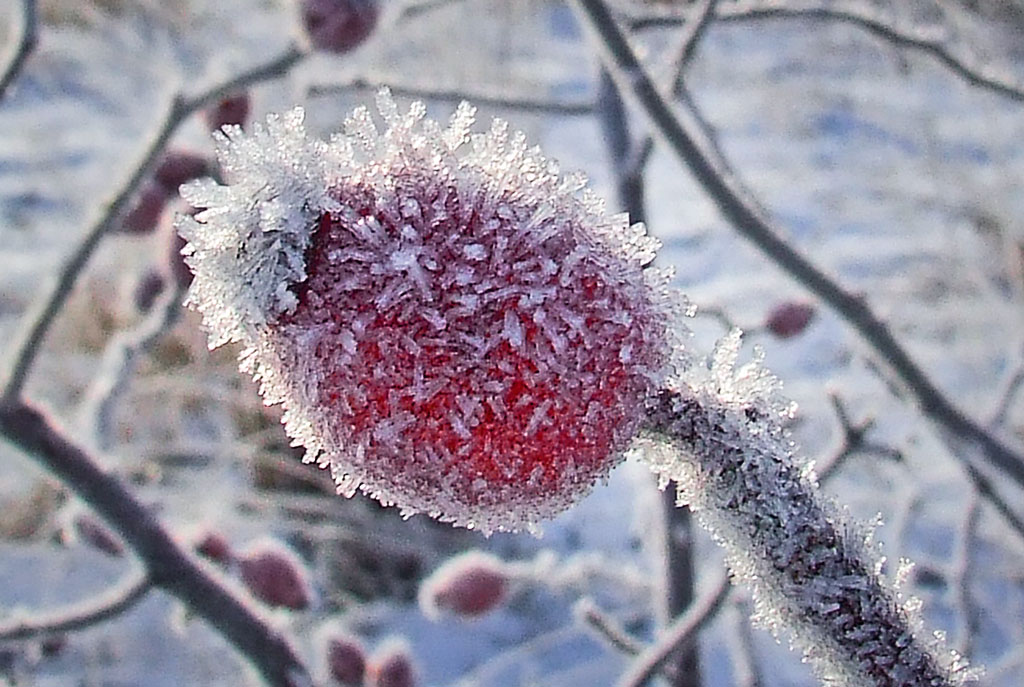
421, 551, 507, 618
238, 540, 312, 610
300, 0, 379, 54
368, 643, 415, 687
765, 301, 816, 339
204, 91, 251, 131
326, 635, 366, 686
273, 173, 664, 530
120, 181, 168, 234
154, 151, 210, 193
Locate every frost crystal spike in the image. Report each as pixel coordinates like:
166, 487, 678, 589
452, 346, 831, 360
177, 90, 682, 534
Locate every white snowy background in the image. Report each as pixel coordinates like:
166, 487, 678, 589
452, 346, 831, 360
1, 0, 1023, 685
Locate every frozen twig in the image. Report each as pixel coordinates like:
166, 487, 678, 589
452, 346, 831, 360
814, 392, 902, 481
307, 75, 593, 115
730, 598, 764, 687
570, 0, 1024, 495
988, 348, 1024, 429
663, 0, 718, 93
951, 492, 980, 660
0, 400, 314, 686
0, 43, 306, 404
641, 387, 969, 686
82, 280, 188, 450
630, 1, 1024, 104
0, 0, 37, 101
0, 569, 151, 641
616, 570, 731, 687
395, 0, 467, 21
574, 598, 646, 657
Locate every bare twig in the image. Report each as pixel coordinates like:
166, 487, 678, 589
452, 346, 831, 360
989, 349, 1024, 429
1, 44, 305, 404
616, 570, 731, 687
574, 598, 646, 657
0, 569, 151, 641
730, 598, 764, 687
82, 280, 188, 450
814, 392, 902, 481
569, 0, 1024, 494
630, 1, 1024, 104
308, 75, 593, 116
0, 400, 313, 686
950, 492, 980, 660
0, 0, 37, 101
663, 0, 718, 93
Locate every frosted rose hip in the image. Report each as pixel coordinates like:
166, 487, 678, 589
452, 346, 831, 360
177, 91, 683, 533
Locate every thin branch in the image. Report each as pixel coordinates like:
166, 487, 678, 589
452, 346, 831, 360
0, 400, 313, 686
989, 348, 1024, 429
950, 491, 980, 660
0, 570, 151, 641
730, 598, 764, 687
663, 0, 718, 93
569, 0, 1024, 495
0, 44, 305, 404
0, 0, 37, 101
616, 570, 731, 687
574, 598, 647, 657
307, 76, 593, 116
81, 280, 188, 450
395, 0, 467, 21
629, 1, 1024, 104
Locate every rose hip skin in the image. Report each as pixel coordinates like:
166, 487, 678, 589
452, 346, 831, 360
276, 173, 660, 528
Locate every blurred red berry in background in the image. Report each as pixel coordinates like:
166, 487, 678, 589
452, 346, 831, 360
765, 300, 816, 339
238, 539, 312, 610
300, 0, 379, 54
204, 91, 251, 131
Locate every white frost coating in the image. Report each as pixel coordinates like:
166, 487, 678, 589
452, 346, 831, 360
177, 89, 691, 534
639, 330, 978, 687
178, 111, 349, 349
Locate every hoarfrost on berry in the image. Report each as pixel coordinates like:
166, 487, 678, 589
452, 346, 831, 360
177, 90, 686, 533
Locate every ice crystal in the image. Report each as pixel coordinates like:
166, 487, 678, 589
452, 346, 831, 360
177, 90, 685, 534
640, 330, 975, 687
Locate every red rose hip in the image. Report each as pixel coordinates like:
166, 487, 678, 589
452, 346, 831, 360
177, 92, 681, 533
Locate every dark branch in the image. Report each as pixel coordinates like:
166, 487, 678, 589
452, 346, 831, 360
1, 44, 305, 403
0, 400, 313, 686
0, 0, 37, 101
308, 76, 593, 116
570, 0, 1024, 496
630, 2, 1024, 104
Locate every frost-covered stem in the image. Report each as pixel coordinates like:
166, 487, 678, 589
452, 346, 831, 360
82, 280, 188, 450
642, 389, 963, 687
617, 570, 731, 687
630, 2, 1024, 103
1, 44, 305, 403
569, 0, 1024, 494
0, 0, 37, 102
0, 569, 151, 641
596, 66, 700, 687
0, 401, 313, 687
307, 76, 592, 116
